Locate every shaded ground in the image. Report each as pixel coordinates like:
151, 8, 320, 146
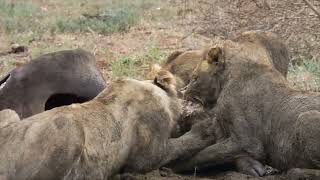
118, 169, 288, 180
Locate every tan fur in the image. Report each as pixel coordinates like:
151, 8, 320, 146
153, 69, 177, 96
0, 71, 212, 179
147, 49, 210, 90
175, 44, 320, 177
146, 64, 162, 80
231, 30, 290, 77
147, 31, 290, 91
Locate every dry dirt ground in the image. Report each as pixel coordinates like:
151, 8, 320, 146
0, 25, 214, 79
177, 0, 320, 62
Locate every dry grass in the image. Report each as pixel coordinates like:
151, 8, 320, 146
0, 0, 319, 91
177, 0, 320, 62
109, 46, 167, 79
288, 59, 320, 92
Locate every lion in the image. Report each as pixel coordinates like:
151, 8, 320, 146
231, 30, 290, 77
170, 44, 320, 179
150, 31, 291, 138
0, 49, 106, 118
0, 70, 213, 180
147, 31, 290, 90
147, 49, 210, 90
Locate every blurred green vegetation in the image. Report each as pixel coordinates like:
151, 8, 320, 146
288, 59, 320, 92
110, 46, 167, 78
0, 0, 172, 36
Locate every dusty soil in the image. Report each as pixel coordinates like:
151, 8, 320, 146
117, 169, 288, 180
175, 0, 320, 62
0, 25, 214, 80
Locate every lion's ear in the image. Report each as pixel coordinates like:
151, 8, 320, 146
154, 70, 177, 96
163, 50, 184, 65
146, 64, 162, 80
207, 47, 225, 73
207, 47, 223, 65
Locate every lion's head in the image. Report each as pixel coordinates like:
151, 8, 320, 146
183, 47, 226, 109
147, 49, 211, 90
96, 69, 182, 129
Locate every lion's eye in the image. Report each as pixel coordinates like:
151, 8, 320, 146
192, 75, 198, 81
